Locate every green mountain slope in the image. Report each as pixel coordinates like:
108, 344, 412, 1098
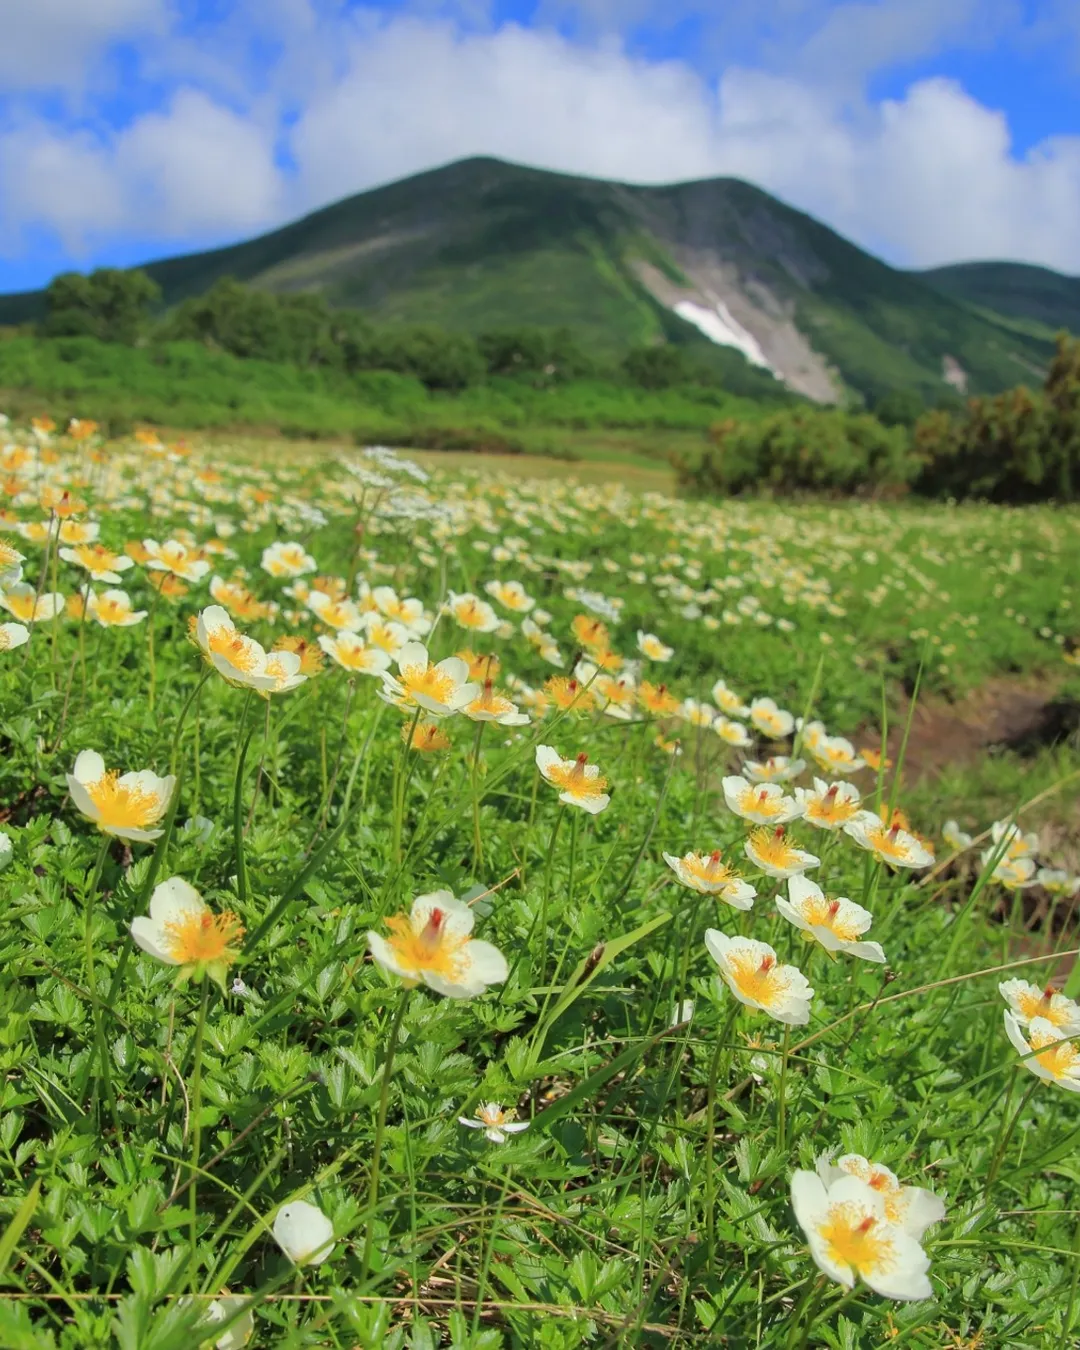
0, 157, 1062, 404
919, 261, 1080, 337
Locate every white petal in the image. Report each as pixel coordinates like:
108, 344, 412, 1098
273, 1200, 335, 1265
72, 749, 105, 785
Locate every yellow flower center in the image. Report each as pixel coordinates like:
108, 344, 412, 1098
725, 950, 787, 1008
385, 907, 469, 978
4, 593, 36, 621
478, 1104, 508, 1125
1032, 1027, 1080, 1078
686, 852, 734, 886
740, 786, 783, 818
1015, 987, 1069, 1027
76, 544, 118, 571
453, 599, 489, 629
400, 661, 456, 705
208, 629, 259, 673
800, 895, 862, 942
807, 788, 858, 825
163, 909, 245, 966
369, 622, 403, 653
748, 827, 800, 869
816, 1205, 896, 1276
95, 597, 129, 624
86, 772, 163, 830
546, 754, 607, 799
0, 542, 22, 566
865, 825, 913, 862
545, 678, 593, 712
467, 683, 515, 717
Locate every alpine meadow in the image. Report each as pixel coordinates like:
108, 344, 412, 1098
0, 411, 1077, 1349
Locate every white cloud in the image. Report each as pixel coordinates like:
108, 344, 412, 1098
0, 89, 281, 251
1, 7, 1079, 274
0, 0, 168, 88
286, 15, 1080, 271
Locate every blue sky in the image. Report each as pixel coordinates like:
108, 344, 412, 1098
0, 0, 1078, 293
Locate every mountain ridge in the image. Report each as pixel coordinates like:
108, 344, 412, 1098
0, 156, 1071, 404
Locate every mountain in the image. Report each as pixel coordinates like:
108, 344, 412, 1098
0, 157, 1065, 404
919, 261, 1080, 338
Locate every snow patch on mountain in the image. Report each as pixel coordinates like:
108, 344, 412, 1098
673, 300, 776, 373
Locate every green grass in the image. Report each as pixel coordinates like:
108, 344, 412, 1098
0, 335, 783, 456
0, 423, 1079, 1347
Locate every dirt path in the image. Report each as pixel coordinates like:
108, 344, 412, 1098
861, 676, 1078, 782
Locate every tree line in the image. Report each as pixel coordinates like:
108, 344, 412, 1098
36, 267, 785, 398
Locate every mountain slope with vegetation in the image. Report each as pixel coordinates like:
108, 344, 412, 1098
0, 157, 1067, 405
920, 261, 1080, 337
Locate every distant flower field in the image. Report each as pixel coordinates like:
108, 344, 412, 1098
0, 415, 1078, 1348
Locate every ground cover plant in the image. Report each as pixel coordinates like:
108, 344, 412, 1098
0, 416, 1078, 1348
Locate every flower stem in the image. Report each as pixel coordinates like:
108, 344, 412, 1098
363, 991, 409, 1279
777, 1025, 793, 1151
471, 721, 485, 872
986, 1073, 1039, 1192
188, 978, 211, 1292
539, 807, 565, 988
704, 1002, 740, 1262
82, 836, 116, 1125
146, 583, 163, 714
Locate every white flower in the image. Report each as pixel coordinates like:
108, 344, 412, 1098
815, 1154, 946, 1240
459, 1102, 530, 1143
778, 876, 886, 963
379, 642, 479, 716
535, 745, 610, 814
1004, 1012, 1080, 1093
0, 583, 64, 624
142, 539, 210, 583
844, 812, 934, 870
942, 819, 974, 851
810, 735, 866, 775
462, 683, 530, 726
637, 630, 673, 661
662, 850, 756, 909
1037, 868, 1080, 896
195, 606, 279, 692
680, 698, 717, 729
202, 1294, 255, 1350
318, 630, 391, 676
744, 827, 820, 880
87, 589, 147, 627
722, 776, 803, 826
368, 891, 508, 999
308, 589, 362, 631
743, 756, 806, 784
261, 541, 317, 578
712, 679, 749, 718
705, 931, 813, 1025
748, 697, 794, 738
1000, 980, 1080, 1033
981, 850, 1037, 890
790, 1171, 933, 1300
445, 590, 500, 633
0, 831, 11, 872
484, 579, 535, 613
272, 1199, 336, 1265
0, 621, 29, 652
795, 778, 862, 831
67, 750, 175, 842
130, 877, 244, 987
714, 716, 752, 748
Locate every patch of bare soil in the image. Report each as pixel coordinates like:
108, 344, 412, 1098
860, 676, 1080, 782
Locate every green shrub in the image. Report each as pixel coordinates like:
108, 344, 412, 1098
912, 333, 1080, 502
676, 407, 916, 496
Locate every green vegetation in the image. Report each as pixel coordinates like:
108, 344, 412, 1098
678, 334, 1080, 503
0, 419, 1079, 1346
0, 333, 776, 455
921, 261, 1080, 337
1, 156, 1070, 403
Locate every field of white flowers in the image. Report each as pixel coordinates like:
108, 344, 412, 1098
0, 416, 1078, 1348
